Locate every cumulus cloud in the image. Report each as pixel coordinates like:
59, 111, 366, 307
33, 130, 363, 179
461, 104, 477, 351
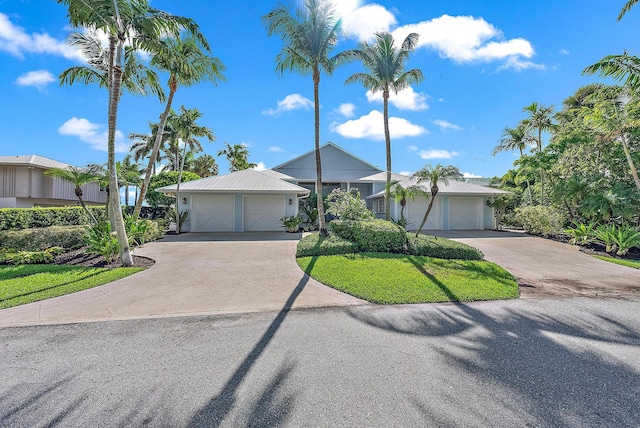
342, 4, 397, 41
0, 13, 84, 61
462, 172, 483, 178
336, 102, 356, 118
331, 110, 426, 140
366, 87, 428, 111
268, 146, 283, 153
419, 149, 459, 159
252, 162, 267, 171
433, 119, 463, 131
262, 93, 313, 116
58, 117, 128, 152
15, 70, 55, 91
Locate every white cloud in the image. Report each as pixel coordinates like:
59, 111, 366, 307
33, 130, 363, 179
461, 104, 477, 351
15, 70, 55, 91
559, 48, 570, 55
58, 117, 128, 152
366, 87, 428, 111
407, 145, 418, 152
268, 146, 283, 153
419, 149, 459, 159
462, 172, 483, 178
262, 93, 313, 116
433, 119, 463, 131
252, 162, 267, 171
399, 171, 412, 177
0, 13, 84, 61
342, 4, 397, 41
336, 102, 356, 118
331, 110, 426, 140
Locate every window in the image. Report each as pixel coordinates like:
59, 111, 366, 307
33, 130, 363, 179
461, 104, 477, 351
376, 198, 385, 214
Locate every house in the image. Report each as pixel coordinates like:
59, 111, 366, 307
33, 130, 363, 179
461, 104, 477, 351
157, 143, 507, 232
0, 155, 107, 208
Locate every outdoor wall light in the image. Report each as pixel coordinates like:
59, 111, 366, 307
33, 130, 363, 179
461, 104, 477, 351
288, 198, 293, 205
182, 197, 187, 204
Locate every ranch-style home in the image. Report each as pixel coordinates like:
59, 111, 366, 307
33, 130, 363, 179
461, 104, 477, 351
158, 143, 508, 232
0, 155, 107, 208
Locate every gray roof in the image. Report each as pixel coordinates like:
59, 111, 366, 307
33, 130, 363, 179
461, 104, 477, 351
358, 171, 410, 182
367, 176, 510, 199
0, 155, 71, 169
157, 169, 310, 194
259, 169, 296, 181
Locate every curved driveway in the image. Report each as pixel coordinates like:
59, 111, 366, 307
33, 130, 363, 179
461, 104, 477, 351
0, 232, 364, 327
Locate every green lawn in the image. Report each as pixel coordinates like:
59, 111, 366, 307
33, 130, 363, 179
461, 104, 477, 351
297, 253, 519, 304
593, 255, 640, 270
0, 265, 144, 309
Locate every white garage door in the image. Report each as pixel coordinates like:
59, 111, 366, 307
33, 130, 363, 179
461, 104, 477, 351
450, 197, 483, 229
191, 195, 235, 232
244, 196, 284, 231
405, 197, 442, 231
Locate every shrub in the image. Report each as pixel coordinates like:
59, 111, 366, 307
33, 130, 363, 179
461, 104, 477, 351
515, 206, 565, 237
280, 215, 303, 233
124, 214, 165, 245
147, 171, 200, 208
0, 226, 86, 251
0, 247, 64, 265
406, 234, 484, 260
609, 224, 640, 256
326, 188, 374, 221
564, 222, 597, 246
330, 219, 406, 253
296, 233, 359, 257
0, 206, 106, 231
594, 223, 617, 253
84, 222, 119, 262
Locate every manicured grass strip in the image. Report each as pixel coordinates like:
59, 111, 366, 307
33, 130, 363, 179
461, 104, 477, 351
297, 253, 519, 304
593, 255, 640, 270
0, 265, 143, 309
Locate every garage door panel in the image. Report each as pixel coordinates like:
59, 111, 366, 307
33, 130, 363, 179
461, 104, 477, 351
450, 197, 482, 230
244, 196, 284, 232
405, 197, 442, 230
191, 195, 235, 232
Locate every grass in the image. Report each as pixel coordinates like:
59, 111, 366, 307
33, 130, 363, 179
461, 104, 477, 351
593, 255, 640, 270
297, 253, 519, 304
0, 264, 144, 309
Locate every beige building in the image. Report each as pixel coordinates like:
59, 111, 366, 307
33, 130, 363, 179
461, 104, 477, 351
0, 155, 107, 208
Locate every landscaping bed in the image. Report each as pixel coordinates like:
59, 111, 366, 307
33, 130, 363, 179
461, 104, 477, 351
53, 247, 155, 269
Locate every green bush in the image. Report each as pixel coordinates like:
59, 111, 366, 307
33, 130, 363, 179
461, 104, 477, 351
0, 206, 106, 231
124, 214, 165, 245
296, 233, 359, 257
330, 219, 406, 253
0, 247, 64, 265
515, 206, 565, 237
406, 234, 484, 260
326, 188, 374, 221
0, 226, 86, 251
84, 222, 119, 262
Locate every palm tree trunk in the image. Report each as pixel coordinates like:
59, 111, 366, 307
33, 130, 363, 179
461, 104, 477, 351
133, 84, 177, 220
77, 194, 98, 225
415, 191, 437, 237
175, 142, 189, 234
538, 128, 544, 205
620, 133, 640, 196
383, 92, 391, 221
313, 68, 328, 236
108, 39, 133, 267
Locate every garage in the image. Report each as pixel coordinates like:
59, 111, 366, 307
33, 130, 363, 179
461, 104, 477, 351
244, 196, 284, 231
449, 197, 483, 229
190, 195, 235, 232
405, 197, 442, 230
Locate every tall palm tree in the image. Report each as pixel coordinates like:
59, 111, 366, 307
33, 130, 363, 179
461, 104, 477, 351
492, 124, 536, 204
264, 0, 350, 236
344, 32, 424, 221
522, 102, 555, 205
171, 106, 215, 233
57, 0, 206, 266
618, 0, 638, 20
44, 165, 102, 225
390, 182, 426, 227
413, 164, 461, 237
133, 35, 225, 220
583, 53, 640, 94
217, 143, 256, 172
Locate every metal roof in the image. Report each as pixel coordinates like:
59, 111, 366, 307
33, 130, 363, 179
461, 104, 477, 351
259, 169, 296, 181
367, 176, 510, 198
157, 169, 310, 194
0, 155, 71, 169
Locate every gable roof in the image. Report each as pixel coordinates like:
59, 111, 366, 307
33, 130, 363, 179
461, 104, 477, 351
157, 169, 310, 195
368, 176, 510, 198
0, 155, 71, 170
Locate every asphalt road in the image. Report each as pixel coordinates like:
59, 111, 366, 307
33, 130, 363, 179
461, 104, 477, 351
1, 297, 639, 427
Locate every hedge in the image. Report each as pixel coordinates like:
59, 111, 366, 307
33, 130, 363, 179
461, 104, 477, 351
330, 219, 406, 253
0, 226, 86, 251
296, 233, 359, 257
515, 205, 565, 237
406, 234, 484, 260
0, 206, 107, 231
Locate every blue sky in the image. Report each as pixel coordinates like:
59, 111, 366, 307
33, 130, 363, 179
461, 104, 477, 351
1, 0, 639, 179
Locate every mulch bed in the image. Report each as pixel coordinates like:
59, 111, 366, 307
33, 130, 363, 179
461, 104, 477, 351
526, 231, 640, 261
54, 248, 155, 269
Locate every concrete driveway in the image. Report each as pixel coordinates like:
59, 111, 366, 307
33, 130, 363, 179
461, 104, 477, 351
433, 230, 640, 299
0, 232, 364, 327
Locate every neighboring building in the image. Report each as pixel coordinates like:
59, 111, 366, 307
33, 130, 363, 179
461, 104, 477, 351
157, 143, 507, 232
0, 155, 107, 208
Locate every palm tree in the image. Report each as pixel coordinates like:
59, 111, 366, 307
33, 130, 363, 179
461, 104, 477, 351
217, 143, 256, 172
132, 35, 225, 220
390, 182, 426, 227
57, 0, 207, 266
171, 106, 215, 233
264, 0, 350, 236
618, 0, 638, 20
413, 164, 461, 237
344, 32, 424, 221
522, 102, 555, 205
492, 124, 536, 204
44, 165, 101, 225
192, 154, 219, 178
583, 53, 640, 94
116, 155, 143, 206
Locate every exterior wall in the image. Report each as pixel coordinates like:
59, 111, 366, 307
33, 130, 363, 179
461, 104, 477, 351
442, 196, 450, 230
483, 197, 494, 230
0, 197, 16, 208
